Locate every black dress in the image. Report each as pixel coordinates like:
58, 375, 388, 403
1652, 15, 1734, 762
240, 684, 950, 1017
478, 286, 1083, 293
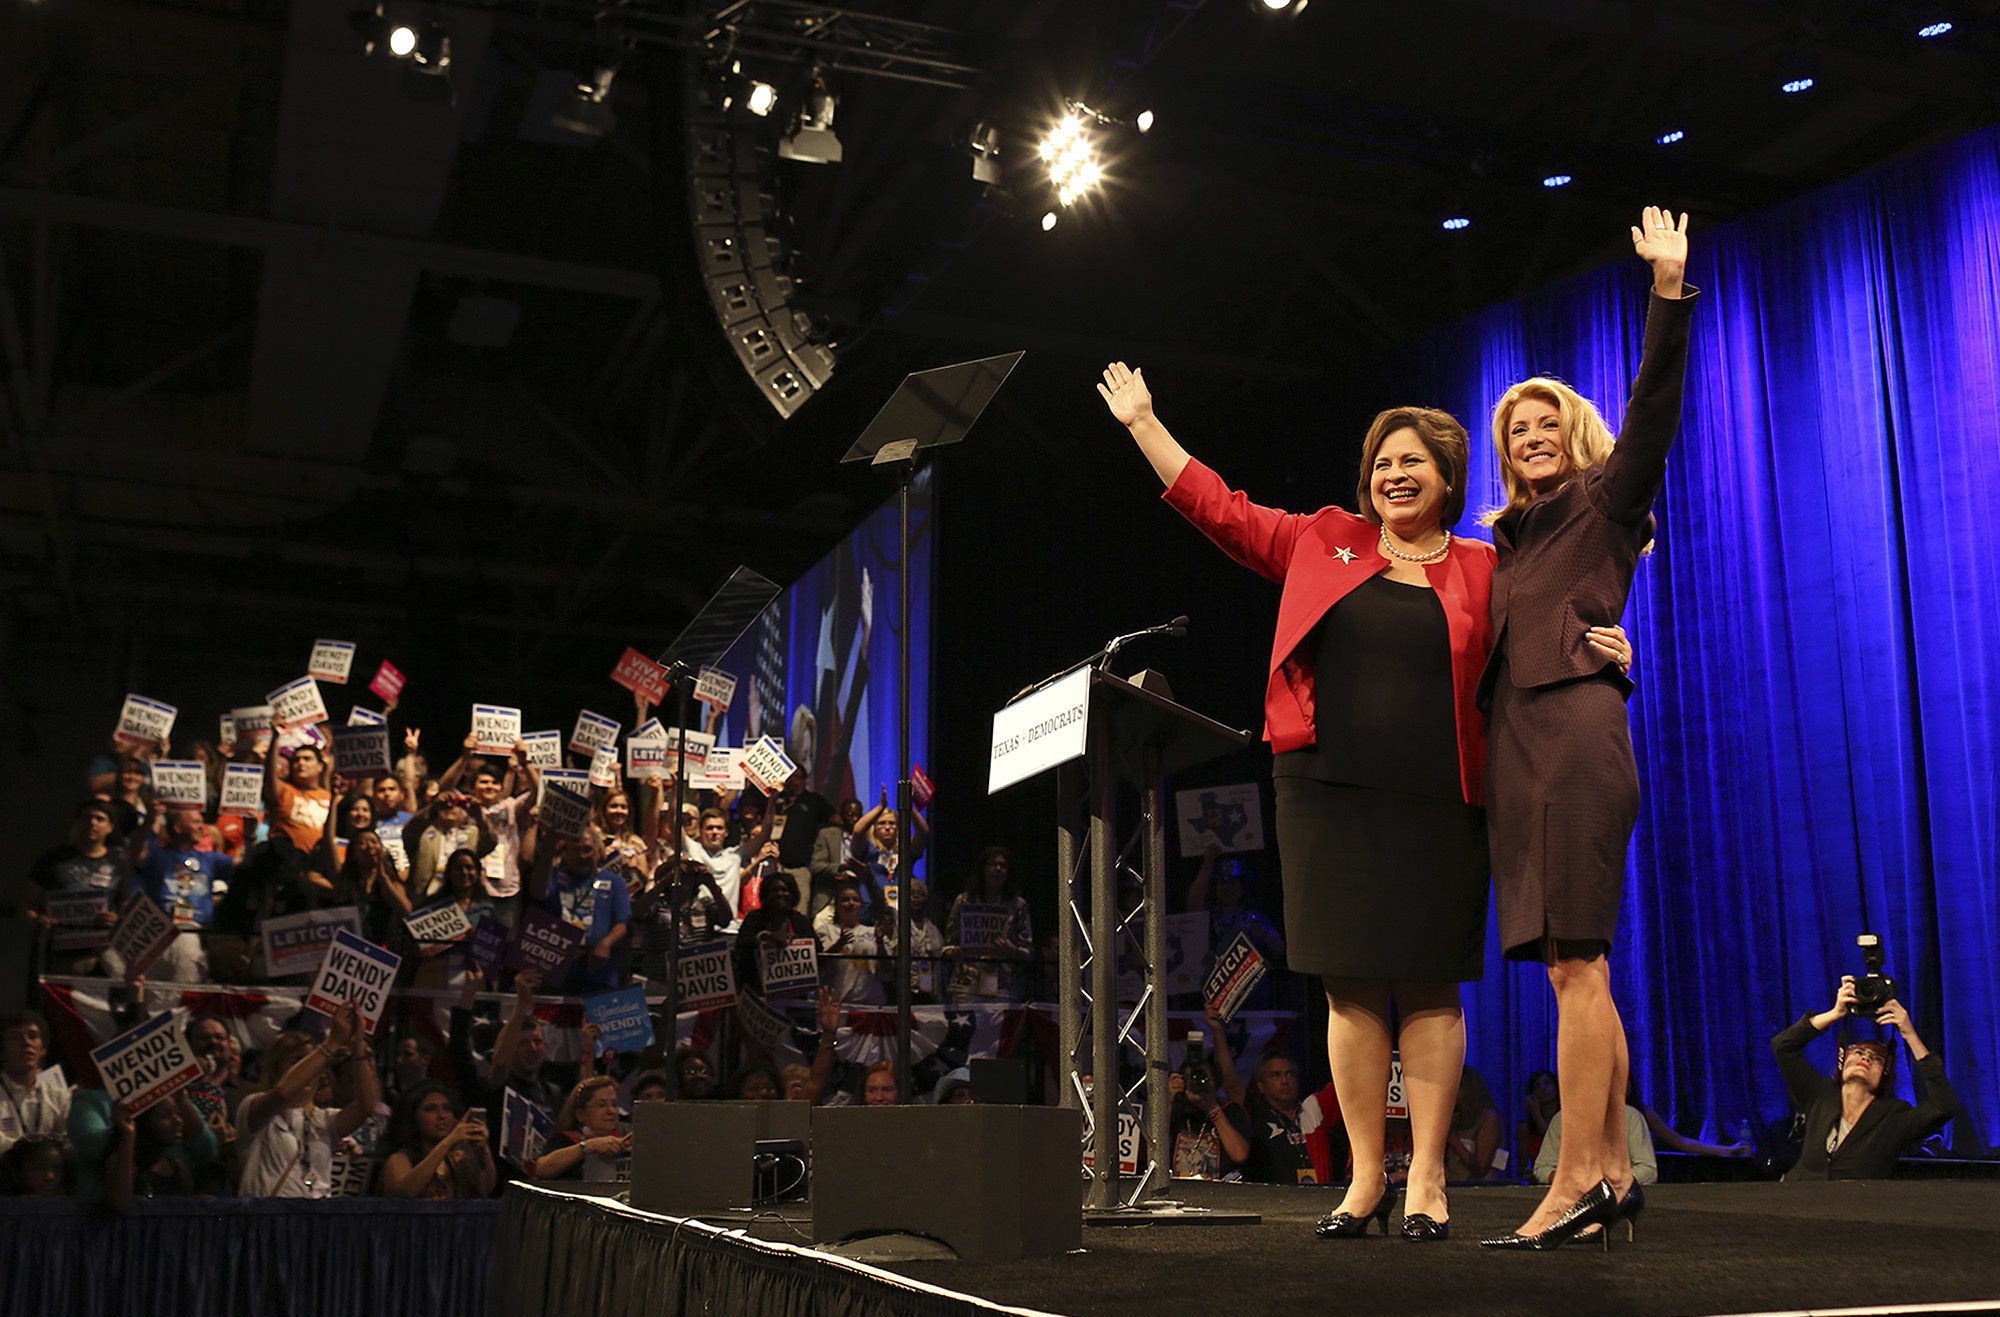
1273, 575, 1489, 982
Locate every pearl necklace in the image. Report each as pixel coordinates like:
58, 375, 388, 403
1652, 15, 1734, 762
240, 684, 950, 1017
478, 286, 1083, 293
1379, 527, 1451, 564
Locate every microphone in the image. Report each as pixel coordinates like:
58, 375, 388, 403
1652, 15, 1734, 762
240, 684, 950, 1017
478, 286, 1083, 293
1097, 615, 1191, 668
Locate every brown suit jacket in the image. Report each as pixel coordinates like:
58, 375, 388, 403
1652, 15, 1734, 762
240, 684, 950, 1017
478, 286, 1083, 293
1478, 289, 1700, 703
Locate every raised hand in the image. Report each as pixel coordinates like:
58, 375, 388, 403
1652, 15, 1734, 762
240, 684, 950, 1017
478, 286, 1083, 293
816, 985, 841, 1033
1097, 361, 1153, 428
1630, 205, 1689, 295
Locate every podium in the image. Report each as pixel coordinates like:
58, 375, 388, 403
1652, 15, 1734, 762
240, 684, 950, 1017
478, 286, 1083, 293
990, 665, 1249, 1212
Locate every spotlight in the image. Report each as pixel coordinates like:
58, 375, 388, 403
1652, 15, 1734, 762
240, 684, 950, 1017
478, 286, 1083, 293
1656, 129, 1686, 145
1780, 76, 1815, 93
388, 24, 417, 56
1917, 21, 1953, 38
1041, 211, 1059, 231
970, 121, 1003, 185
1038, 103, 1107, 209
1254, 0, 1307, 13
746, 81, 778, 116
1541, 173, 1572, 188
1135, 109, 1155, 134
1441, 217, 1470, 230
779, 74, 841, 163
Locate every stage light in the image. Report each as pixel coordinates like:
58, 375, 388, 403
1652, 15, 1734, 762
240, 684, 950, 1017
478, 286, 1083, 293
1441, 217, 1470, 230
1136, 109, 1155, 134
778, 75, 842, 163
1042, 211, 1059, 231
746, 81, 777, 116
1039, 104, 1107, 208
555, 66, 617, 137
1255, 0, 1307, 13
1656, 129, 1685, 145
1541, 173, 1572, 188
388, 24, 417, 56
970, 122, 1003, 185
1917, 21, 1953, 38
1781, 76, 1815, 93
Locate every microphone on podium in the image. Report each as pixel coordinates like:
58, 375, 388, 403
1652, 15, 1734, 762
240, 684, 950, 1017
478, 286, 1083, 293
1096, 614, 1191, 668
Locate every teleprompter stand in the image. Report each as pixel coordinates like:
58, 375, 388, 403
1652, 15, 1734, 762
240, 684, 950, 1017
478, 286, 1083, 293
989, 665, 1257, 1224
652, 566, 781, 1097
841, 350, 1022, 1101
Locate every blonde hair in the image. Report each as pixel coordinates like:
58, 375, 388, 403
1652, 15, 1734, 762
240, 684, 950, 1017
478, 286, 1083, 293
1481, 377, 1617, 527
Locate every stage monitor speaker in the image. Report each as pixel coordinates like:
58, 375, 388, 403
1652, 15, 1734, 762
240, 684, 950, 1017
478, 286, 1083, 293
810, 1105, 1081, 1261
630, 1100, 811, 1215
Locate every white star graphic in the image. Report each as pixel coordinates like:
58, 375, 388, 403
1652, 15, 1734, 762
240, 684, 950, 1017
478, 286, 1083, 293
1333, 547, 1356, 564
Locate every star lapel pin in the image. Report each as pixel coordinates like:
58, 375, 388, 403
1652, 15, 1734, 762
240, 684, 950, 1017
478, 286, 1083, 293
1333, 547, 1356, 564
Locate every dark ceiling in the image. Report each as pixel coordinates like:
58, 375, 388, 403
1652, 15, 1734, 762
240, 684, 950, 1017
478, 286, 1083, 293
3, 0, 1999, 691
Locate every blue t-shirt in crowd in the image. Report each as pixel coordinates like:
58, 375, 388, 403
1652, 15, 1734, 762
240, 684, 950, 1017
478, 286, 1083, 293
540, 867, 631, 990
134, 845, 235, 930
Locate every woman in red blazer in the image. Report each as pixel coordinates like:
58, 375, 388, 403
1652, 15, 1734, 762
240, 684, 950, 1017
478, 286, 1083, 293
1099, 368, 1629, 1241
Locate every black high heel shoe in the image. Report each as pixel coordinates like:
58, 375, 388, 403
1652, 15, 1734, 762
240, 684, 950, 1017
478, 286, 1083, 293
1565, 1179, 1646, 1246
1314, 1177, 1394, 1239
1479, 1178, 1620, 1252
1399, 1209, 1449, 1242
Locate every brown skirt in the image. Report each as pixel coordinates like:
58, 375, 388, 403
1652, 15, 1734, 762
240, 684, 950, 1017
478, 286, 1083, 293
1486, 656, 1638, 960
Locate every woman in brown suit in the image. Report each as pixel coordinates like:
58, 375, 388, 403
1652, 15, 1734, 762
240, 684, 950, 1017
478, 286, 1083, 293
1478, 206, 1696, 1250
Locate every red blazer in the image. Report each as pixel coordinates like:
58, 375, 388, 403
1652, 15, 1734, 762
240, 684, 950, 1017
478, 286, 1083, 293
1163, 458, 1496, 806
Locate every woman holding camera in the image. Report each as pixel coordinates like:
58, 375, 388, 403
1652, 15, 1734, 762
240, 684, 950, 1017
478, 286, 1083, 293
1771, 976, 1960, 1180
1099, 363, 1631, 1240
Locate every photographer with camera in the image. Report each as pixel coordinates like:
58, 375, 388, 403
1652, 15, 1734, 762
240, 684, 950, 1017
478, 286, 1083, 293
1770, 962, 1960, 1180
1170, 1026, 1251, 1180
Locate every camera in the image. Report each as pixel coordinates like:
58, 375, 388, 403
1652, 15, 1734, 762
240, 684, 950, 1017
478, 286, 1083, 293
1852, 933, 1896, 1018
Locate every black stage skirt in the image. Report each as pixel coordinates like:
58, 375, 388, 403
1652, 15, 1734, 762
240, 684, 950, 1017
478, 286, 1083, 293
1273, 777, 1489, 982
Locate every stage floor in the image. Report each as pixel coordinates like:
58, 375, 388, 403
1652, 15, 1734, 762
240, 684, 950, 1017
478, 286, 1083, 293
841, 1180, 2000, 1317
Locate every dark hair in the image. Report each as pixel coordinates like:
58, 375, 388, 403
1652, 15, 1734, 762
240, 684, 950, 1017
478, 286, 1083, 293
292, 744, 324, 763
1837, 1037, 1897, 1087
472, 763, 505, 784
971, 845, 1017, 899
0, 1011, 48, 1041
0, 1136, 69, 1195
759, 871, 800, 906
1354, 405, 1472, 529
1250, 1048, 1296, 1086
1522, 1068, 1557, 1098
724, 1063, 782, 1099
387, 1081, 462, 1161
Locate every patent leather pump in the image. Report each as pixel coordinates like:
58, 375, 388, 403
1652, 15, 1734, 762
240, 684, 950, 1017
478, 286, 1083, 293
1314, 1177, 1394, 1239
1399, 1210, 1450, 1241
1479, 1178, 1621, 1252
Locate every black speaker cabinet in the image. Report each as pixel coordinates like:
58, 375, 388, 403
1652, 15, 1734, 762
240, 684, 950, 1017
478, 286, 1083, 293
810, 1105, 1082, 1260
630, 1100, 811, 1215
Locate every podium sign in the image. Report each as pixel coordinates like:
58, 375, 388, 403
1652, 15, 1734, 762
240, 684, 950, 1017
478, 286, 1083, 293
987, 667, 1091, 794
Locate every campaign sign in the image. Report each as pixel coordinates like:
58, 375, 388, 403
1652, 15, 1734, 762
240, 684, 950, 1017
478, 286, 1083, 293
91, 1012, 201, 1115
369, 660, 406, 704
219, 714, 237, 750
626, 736, 668, 781
404, 901, 472, 947
150, 760, 208, 808
587, 744, 619, 789
609, 647, 668, 704
739, 736, 798, 794
735, 992, 794, 1052
328, 1154, 376, 1198
470, 704, 522, 754
693, 746, 744, 793
660, 728, 713, 777
538, 770, 594, 839
1386, 1052, 1409, 1120
114, 694, 177, 749
570, 709, 620, 758
1175, 782, 1265, 857
377, 820, 408, 873
219, 763, 264, 817
304, 927, 403, 1034
676, 941, 738, 1012
758, 937, 819, 1000
331, 725, 393, 778
267, 677, 329, 728
231, 705, 274, 743
633, 717, 664, 741
693, 666, 737, 709
912, 765, 935, 809
957, 903, 1012, 951
1202, 931, 1268, 1022
347, 706, 387, 727
111, 892, 178, 982
1080, 1109, 1142, 1178
521, 730, 562, 769
262, 907, 364, 977
584, 985, 654, 1055
1162, 911, 1210, 996
308, 639, 357, 683
464, 916, 511, 976
45, 890, 111, 951
501, 1088, 553, 1169
506, 908, 588, 988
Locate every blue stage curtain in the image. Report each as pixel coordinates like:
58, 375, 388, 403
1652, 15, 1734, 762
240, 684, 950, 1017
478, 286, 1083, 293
1385, 126, 2000, 1153
0, 1198, 495, 1317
